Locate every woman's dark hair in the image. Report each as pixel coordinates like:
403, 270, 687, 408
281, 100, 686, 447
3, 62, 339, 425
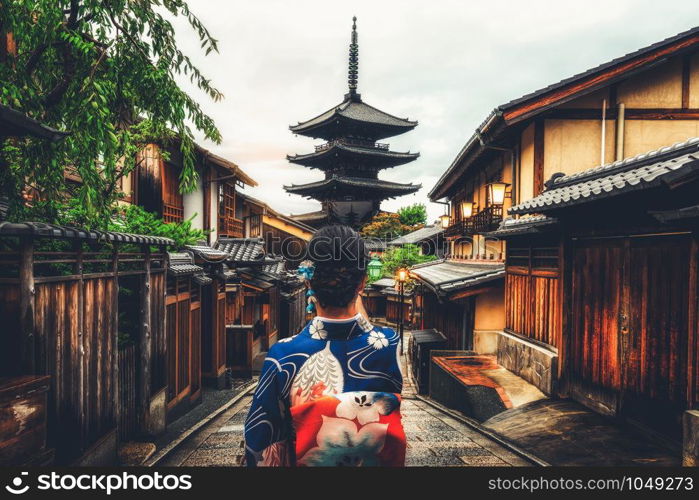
307, 225, 369, 308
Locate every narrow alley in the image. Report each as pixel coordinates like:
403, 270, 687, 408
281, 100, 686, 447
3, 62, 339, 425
155, 350, 533, 467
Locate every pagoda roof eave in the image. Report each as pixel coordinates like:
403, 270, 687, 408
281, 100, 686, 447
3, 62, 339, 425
287, 143, 419, 168
284, 176, 421, 200
289, 98, 417, 140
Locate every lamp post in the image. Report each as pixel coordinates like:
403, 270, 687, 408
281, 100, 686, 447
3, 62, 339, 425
367, 256, 383, 281
396, 268, 408, 354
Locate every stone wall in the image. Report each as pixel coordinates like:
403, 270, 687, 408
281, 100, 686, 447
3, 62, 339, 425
496, 330, 557, 395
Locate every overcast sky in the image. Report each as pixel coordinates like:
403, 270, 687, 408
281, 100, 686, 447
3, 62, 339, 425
172, 0, 699, 222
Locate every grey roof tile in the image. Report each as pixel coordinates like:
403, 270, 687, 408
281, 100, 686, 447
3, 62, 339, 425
214, 238, 265, 263
290, 98, 417, 133
510, 138, 699, 215
285, 176, 421, 195
410, 259, 505, 295
389, 225, 443, 245
485, 215, 558, 238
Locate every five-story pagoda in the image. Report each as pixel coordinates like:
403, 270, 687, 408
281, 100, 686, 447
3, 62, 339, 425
286, 17, 421, 228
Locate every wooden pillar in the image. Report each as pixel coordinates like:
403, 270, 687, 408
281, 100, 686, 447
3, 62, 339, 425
687, 235, 698, 412
112, 244, 120, 436
73, 240, 86, 445
139, 246, 152, 431
19, 237, 35, 374
533, 120, 545, 196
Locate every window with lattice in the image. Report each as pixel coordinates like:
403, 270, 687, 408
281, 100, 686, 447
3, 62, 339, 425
218, 182, 243, 237
162, 162, 183, 223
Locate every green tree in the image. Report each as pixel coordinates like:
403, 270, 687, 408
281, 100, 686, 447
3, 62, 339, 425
397, 203, 427, 227
0, 0, 222, 227
380, 244, 435, 279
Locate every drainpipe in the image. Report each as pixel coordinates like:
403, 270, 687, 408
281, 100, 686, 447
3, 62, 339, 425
601, 99, 607, 165
615, 103, 626, 162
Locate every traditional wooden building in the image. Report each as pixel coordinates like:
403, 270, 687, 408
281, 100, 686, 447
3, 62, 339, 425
428, 26, 699, 450
491, 139, 699, 443
213, 238, 304, 375
237, 192, 314, 268
286, 18, 420, 228
388, 224, 446, 257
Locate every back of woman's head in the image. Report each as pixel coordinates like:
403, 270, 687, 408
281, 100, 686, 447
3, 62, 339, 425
306, 225, 368, 308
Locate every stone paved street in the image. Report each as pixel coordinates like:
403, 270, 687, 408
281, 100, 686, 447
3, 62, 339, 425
159, 350, 531, 467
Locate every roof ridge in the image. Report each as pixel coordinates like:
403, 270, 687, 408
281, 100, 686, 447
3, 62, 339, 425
499, 25, 699, 111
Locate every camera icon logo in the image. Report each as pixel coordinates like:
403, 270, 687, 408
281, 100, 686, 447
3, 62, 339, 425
5, 472, 29, 495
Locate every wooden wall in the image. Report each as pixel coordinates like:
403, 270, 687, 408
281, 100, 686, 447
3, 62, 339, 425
0, 239, 167, 463
165, 277, 202, 416
568, 233, 694, 438
202, 280, 227, 385
421, 292, 475, 350
504, 238, 562, 350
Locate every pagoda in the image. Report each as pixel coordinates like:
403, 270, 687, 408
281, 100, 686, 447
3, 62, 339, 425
286, 17, 421, 229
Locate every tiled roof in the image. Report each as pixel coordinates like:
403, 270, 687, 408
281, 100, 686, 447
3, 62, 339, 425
193, 144, 257, 187
261, 258, 286, 278
510, 138, 699, 215
389, 225, 443, 245
192, 274, 213, 286
364, 238, 389, 251
0, 103, 69, 141
289, 210, 328, 223
370, 278, 395, 288
168, 252, 203, 276
214, 238, 265, 263
485, 215, 558, 238
0, 221, 173, 246
285, 176, 421, 196
186, 243, 229, 262
290, 97, 417, 137
410, 259, 505, 296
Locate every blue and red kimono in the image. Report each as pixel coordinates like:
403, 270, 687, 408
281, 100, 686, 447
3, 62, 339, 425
244, 314, 406, 466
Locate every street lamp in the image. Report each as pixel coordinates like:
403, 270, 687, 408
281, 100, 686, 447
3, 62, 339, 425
367, 256, 383, 281
396, 268, 408, 354
461, 201, 476, 218
486, 182, 511, 206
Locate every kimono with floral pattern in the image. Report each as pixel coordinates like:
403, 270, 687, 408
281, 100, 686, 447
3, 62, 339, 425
244, 314, 405, 466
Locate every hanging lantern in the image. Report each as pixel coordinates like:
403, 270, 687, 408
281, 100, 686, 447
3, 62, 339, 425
461, 201, 476, 218
439, 214, 450, 229
367, 257, 383, 280
487, 182, 510, 206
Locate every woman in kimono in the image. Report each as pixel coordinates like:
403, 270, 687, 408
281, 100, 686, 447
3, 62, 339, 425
244, 225, 405, 467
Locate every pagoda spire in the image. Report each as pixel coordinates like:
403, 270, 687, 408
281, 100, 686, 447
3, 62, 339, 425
348, 16, 359, 96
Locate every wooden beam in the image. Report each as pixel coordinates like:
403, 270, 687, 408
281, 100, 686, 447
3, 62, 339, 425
139, 246, 152, 432
534, 120, 545, 196
503, 35, 699, 122
112, 244, 120, 436
447, 285, 497, 302
688, 234, 698, 408
540, 108, 699, 120
682, 55, 692, 110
